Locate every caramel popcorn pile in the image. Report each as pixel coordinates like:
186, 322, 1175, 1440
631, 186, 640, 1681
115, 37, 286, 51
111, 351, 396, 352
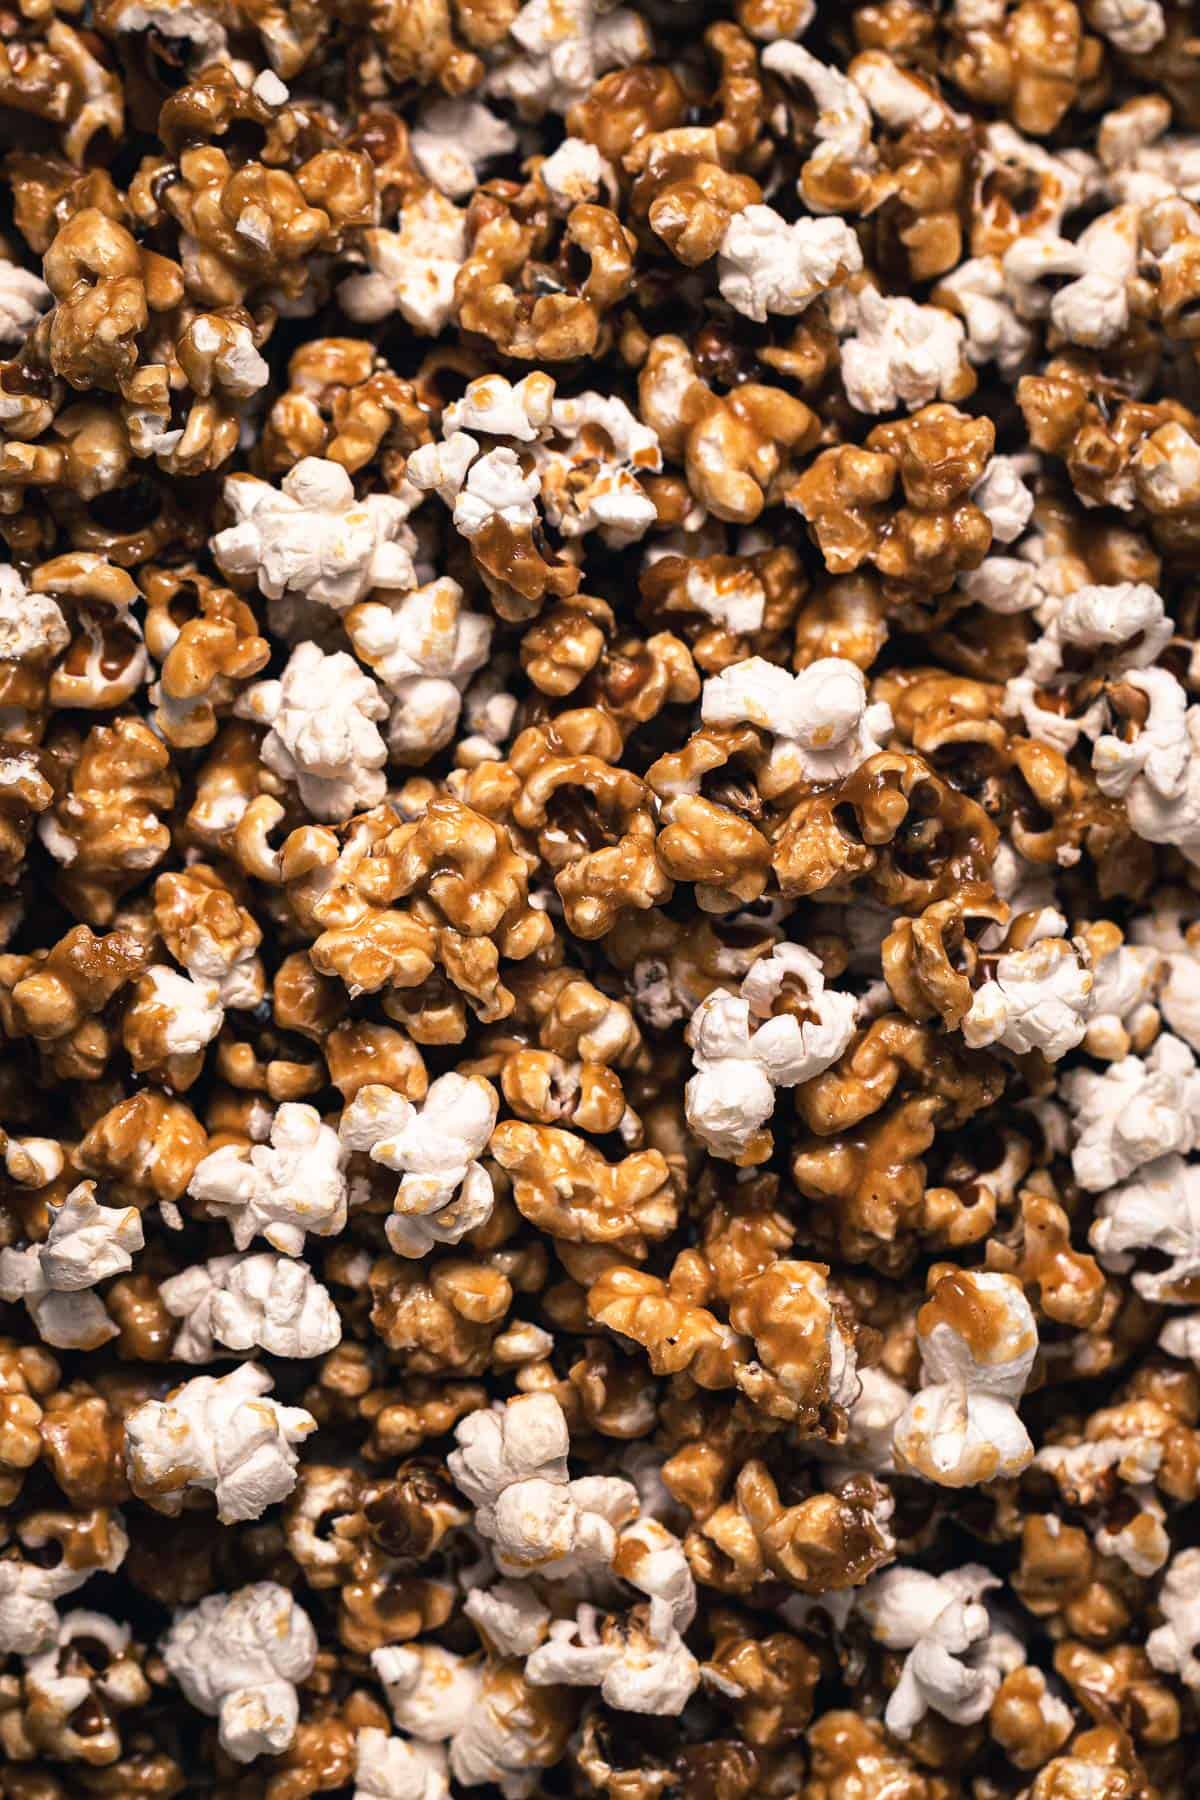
5, 1, 1200, 1796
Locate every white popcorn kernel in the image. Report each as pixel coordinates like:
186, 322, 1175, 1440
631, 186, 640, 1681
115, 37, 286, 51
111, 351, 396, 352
963, 931, 1093, 1062
936, 256, 1033, 375
161, 1582, 317, 1762
1090, 1153, 1200, 1303
1147, 1549, 1200, 1688
0, 1517, 129, 1656
1094, 668, 1200, 864
445, 372, 556, 443
187, 1102, 347, 1256
372, 1644, 482, 1743
238, 642, 388, 822
355, 1728, 450, 1800
213, 459, 417, 612
0, 258, 52, 344
893, 1271, 1039, 1488
161, 1251, 342, 1362
680, 559, 766, 634
448, 1392, 639, 1578
761, 41, 876, 209
405, 432, 480, 507
839, 288, 968, 414
339, 192, 467, 334
1063, 1035, 1200, 1191
344, 577, 492, 764
21, 1609, 147, 1762
0, 1182, 142, 1351
1084, 934, 1162, 1058
138, 963, 225, 1057
0, 564, 70, 665
1028, 581, 1171, 688
453, 448, 541, 541
1161, 1312, 1200, 1363
540, 136, 615, 209
1087, 0, 1165, 54
464, 1582, 552, 1657
124, 1362, 315, 1523
485, 0, 651, 119
971, 456, 1036, 545
701, 654, 893, 790
410, 98, 518, 199
717, 205, 862, 322
856, 1566, 1018, 1737
535, 391, 661, 549
339, 1074, 498, 1258
685, 944, 857, 1159
525, 1598, 700, 1715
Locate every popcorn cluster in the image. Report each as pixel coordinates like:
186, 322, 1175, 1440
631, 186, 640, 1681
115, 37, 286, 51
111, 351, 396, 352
3, 3, 1200, 1797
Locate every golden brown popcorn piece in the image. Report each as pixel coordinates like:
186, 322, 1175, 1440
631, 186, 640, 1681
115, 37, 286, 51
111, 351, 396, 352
260, 337, 430, 475
40, 716, 178, 924
494, 1122, 678, 1257
587, 1262, 743, 1387
72, 1091, 208, 1207
688, 1462, 893, 1595
945, 1, 1103, 138
0, 922, 150, 1081
704, 1611, 820, 1747
882, 885, 1009, 1031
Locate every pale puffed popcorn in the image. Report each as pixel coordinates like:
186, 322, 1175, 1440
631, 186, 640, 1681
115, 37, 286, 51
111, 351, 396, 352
345, 577, 492, 764
409, 99, 518, 200
160, 1250, 342, 1361
371, 1644, 481, 1743
893, 1271, 1039, 1488
485, 0, 650, 118
339, 1074, 499, 1258
212, 459, 417, 612
447, 1391, 639, 1578
761, 40, 876, 206
354, 1728, 450, 1800
444, 373, 556, 444
0, 259, 51, 345
338, 192, 467, 334
1093, 667, 1200, 865
1147, 1549, 1200, 1689
1062, 1034, 1200, 1191
1090, 1153, 1200, 1304
685, 944, 857, 1160
160, 1581, 317, 1762
539, 137, 615, 210
124, 1361, 315, 1522
701, 654, 892, 790
838, 288, 969, 415
0, 1519, 129, 1657
238, 641, 388, 821
452, 448, 541, 541
535, 391, 662, 548
0, 1183, 143, 1350
717, 206, 862, 323
525, 1598, 700, 1715
963, 916, 1094, 1062
855, 1566, 1020, 1737
187, 1102, 347, 1255
133, 962, 224, 1057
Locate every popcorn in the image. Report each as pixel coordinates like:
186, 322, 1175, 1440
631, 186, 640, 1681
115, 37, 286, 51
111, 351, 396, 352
971, 456, 1036, 545
452, 449, 541, 541
410, 99, 518, 200
0, 1183, 142, 1350
893, 1271, 1039, 1487
212, 459, 417, 612
339, 192, 467, 334
485, 0, 651, 118
0, 259, 51, 345
963, 916, 1094, 1061
447, 1392, 639, 1577
125, 1362, 315, 1522
839, 289, 969, 414
1087, 0, 1165, 54
1093, 668, 1200, 865
445, 373, 556, 443
371, 1643, 479, 1745
1062, 1035, 1200, 1191
701, 655, 893, 790
344, 578, 492, 764
535, 392, 661, 548
1147, 1549, 1200, 1688
717, 206, 862, 323
685, 944, 857, 1159
132, 962, 224, 1057
160, 1251, 342, 1361
1090, 1154, 1200, 1304
354, 1728, 450, 1800
855, 1566, 1020, 1737
1025, 582, 1171, 689
539, 137, 614, 210
161, 1582, 317, 1762
238, 642, 389, 821
525, 1598, 700, 1714
0, 1520, 129, 1656
761, 41, 876, 208
339, 1074, 499, 1257
187, 1102, 348, 1255
936, 257, 1033, 375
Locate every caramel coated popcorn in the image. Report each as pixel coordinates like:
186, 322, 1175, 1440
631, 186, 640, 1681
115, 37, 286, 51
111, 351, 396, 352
3, 4, 1200, 1796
